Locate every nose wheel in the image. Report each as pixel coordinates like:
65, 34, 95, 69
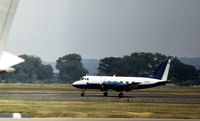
81, 92, 85, 96
81, 89, 86, 96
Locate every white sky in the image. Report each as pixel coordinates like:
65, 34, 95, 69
5, 0, 200, 61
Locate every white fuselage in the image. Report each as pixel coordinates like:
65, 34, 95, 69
73, 76, 163, 86
72, 59, 171, 93
72, 75, 168, 92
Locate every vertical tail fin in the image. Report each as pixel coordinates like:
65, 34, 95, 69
153, 59, 171, 81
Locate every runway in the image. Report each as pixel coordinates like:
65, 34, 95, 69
0, 91, 199, 103
0, 90, 199, 119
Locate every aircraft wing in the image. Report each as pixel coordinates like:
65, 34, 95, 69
102, 81, 140, 92
114, 82, 140, 91
0, 0, 24, 73
0, 51, 24, 70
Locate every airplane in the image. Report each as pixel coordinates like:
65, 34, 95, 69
72, 59, 171, 98
0, 0, 24, 74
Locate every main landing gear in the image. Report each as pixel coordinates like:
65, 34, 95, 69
103, 91, 124, 98
80, 90, 124, 98
103, 91, 108, 96
118, 92, 124, 98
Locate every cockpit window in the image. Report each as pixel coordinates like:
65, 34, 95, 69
80, 77, 89, 80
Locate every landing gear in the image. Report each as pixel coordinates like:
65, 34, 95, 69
118, 92, 124, 98
81, 93, 85, 96
103, 91, 108, 96
81, 89, 86, 96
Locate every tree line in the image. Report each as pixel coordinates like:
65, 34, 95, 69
98, 53, 199, 85
1, 52, 199, 85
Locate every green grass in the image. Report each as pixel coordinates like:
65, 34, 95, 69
0, 84, 199, 118
0, 100, 199, 118
136, 86, 200, 95
0, 84, 77, 93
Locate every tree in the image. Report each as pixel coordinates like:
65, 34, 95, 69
98, 52, 198, 85
3, 55, 54, 83
169, 58, 198, 85
198, 70, 200, 79
98, 52, 168, 77
98, 57, 123, 76
38, 64, 53, 80
56, 54, 88, 83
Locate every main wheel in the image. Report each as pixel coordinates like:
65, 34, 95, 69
103, 92, 108, 96
118, 92, 124, 98
81, 92, 85, 96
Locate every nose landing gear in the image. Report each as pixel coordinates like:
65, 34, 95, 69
81, 89, 86, 96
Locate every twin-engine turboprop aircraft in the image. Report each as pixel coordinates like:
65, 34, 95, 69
73, 59, 171, 98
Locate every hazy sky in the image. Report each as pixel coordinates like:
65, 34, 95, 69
5, 0, 200, 61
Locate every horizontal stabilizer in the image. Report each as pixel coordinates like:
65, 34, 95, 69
0, 51, 24, 70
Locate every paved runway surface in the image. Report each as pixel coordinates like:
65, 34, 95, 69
0, 92, 199, 119
0, 92, 199, 103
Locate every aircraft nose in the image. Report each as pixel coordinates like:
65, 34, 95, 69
72, 81, 79, 87
72, 81, 76, 86
72, 80, 86, 89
